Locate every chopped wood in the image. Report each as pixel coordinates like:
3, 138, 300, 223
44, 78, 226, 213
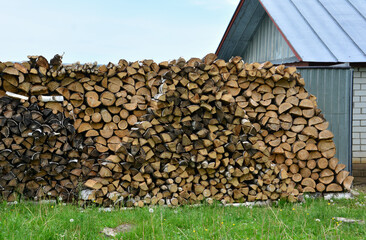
326, 183, 343, 192
0, 53, 352, 206
5, 91, 28, 100
39, 95, 64, 102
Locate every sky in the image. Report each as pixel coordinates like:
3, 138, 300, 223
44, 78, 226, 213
0, 0, 239, 64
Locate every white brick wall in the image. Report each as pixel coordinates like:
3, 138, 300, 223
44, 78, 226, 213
353, 68, 366, 163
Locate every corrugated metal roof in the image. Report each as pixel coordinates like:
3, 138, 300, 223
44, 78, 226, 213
217, 0, 366, 63
260, 0, 366, 62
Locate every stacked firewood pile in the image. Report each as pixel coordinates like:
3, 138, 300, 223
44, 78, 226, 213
0, 54, 353, 206
0, 97, 89, 202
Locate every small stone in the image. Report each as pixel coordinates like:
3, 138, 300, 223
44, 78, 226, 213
334, 217, 365, 224
100, 224, 134, 237
98, 207, 113, 212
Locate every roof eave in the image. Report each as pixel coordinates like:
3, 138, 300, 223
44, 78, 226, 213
215, 0, 246, 56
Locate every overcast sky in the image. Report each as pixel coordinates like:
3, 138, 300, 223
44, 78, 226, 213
0, 0, 238, 64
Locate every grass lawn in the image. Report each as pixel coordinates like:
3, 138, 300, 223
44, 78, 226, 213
0, 191, 365, 240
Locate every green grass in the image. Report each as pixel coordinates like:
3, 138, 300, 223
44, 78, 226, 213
0, 193, 365, 240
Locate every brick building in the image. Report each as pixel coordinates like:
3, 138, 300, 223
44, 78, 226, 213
353, 68, 366, 167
